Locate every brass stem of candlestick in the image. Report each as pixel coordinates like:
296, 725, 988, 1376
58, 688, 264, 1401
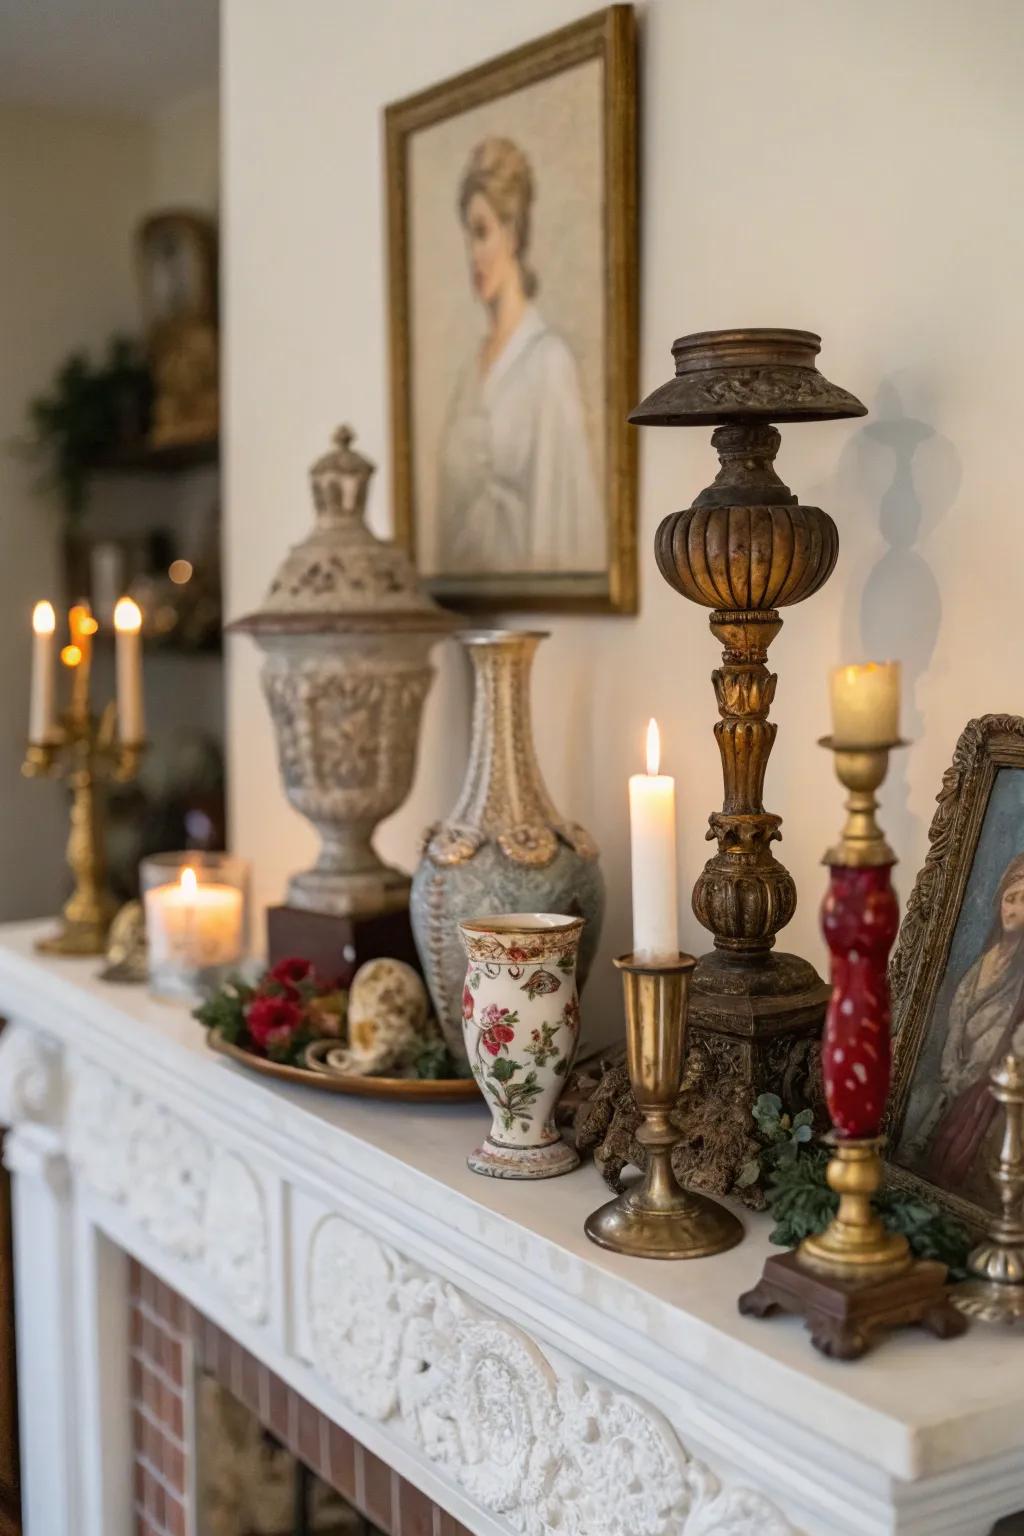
584, 953, 744, 1260
24, 704, 145, 956
820, 737, 904, 868
953, 1054, 1024, 1325
799, 1136, 911, 1281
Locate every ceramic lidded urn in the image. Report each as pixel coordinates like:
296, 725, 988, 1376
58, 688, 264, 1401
459, 914, 584, 1179
411, 630, 605, 1064
230, 426, 456, 917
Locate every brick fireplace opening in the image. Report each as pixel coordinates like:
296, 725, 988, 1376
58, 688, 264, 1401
128, 1260, 471, 1536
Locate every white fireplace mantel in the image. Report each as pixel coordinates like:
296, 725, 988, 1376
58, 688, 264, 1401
1, 919, 1022, 1536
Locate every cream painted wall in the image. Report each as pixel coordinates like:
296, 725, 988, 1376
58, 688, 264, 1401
222, 0, 1024, 1040
0, 105, 152, 917
150, 87, 220, 213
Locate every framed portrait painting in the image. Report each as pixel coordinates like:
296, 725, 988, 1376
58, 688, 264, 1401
888, 715, 1024, 1228
385, 6, 637, 613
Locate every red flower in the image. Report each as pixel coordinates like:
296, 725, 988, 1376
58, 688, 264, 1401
462, 985, 475, 1021
246, 995, 303, 1052
270, 956, 314, 988
482, 1023, 515, 1056
562, 997, 581, 1033
507, 946, 529, 961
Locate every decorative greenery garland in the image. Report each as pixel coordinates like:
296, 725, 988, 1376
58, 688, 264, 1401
740, 1094, 972, 1277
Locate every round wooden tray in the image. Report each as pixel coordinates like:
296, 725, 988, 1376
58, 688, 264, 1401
206, 1027, 479, 1103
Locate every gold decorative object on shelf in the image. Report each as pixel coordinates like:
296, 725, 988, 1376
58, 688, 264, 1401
953, 1055, 1024, 1325
584, 953, 744, 1260
99, 899, 149, 983
25, 598, 145, 956
138, 211, 219, 451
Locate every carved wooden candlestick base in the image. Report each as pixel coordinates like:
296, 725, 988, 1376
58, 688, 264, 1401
627, 330, 868, 1174
739, 742, 967, 1359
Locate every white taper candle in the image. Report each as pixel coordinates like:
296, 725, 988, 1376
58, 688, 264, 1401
628, 718, 680, 962
29, 600, 58, 743
114, 596, 144, 744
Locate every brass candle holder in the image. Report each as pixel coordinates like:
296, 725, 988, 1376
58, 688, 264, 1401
584, 953, 744, 1260
953, 1054, 1024, 1326
24, 704, 144, 956
739, 737, 966, 1357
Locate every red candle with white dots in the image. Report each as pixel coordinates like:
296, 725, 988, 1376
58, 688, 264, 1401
820, 864, 900, 1138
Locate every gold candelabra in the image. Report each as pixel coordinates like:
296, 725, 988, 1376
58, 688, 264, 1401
24, 703, 144, 956
953, 1054, 1024, 1325
584, 953, 743, 1260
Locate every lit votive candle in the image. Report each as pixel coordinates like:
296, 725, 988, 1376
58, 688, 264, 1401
829, 661, 901, 748
142, 854, 248, 1000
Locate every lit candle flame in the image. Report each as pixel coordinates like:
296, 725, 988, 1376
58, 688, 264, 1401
646, 717, 661, 776
32, 600, 56, 635
114, 596, 142, 633
180, 866, 198, 897
60, 644, 82, 668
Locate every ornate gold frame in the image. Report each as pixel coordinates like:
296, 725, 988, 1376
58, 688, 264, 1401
384, 5, 638, 614
888, 714, 1024, 1229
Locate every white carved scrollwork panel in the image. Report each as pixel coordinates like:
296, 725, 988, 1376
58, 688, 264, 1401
66, 1054, 269, 1323
204, 1152, 270, 1324
305, 1213, 797, 1536
0, 1020, 61, 1128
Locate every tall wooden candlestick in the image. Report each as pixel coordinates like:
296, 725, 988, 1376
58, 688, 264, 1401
627, 329, 867, 1187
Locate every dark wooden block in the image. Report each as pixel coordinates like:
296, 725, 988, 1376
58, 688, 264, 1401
738, 1248, 967, 1360
266, 905, 422, 989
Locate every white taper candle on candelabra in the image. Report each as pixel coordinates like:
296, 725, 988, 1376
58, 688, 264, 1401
628, 717, 680, 961
29, 600, 58, 743
114, 596, 144, 744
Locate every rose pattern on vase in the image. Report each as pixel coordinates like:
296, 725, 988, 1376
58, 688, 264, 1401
411, 630, 604, 1067
458, 915, 584, 1179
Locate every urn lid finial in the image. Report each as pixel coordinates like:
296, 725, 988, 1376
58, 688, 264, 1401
310, 424, 376, 524
228, 421, 456, 637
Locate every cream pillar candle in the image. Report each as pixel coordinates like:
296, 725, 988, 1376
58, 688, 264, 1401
628, 718, 680, 962
829, 661, 901, 747
29, 601, 58, 743
113, 596, 144, 744
144, 865, 244, 972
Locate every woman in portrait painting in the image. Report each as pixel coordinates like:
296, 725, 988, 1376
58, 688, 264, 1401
437, 137, 602, 576
908, 852, 1024, 1200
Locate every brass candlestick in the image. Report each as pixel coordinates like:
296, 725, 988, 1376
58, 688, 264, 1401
24, 704, 144, 956
740, 737, 966, 1357
584, 953, 744, 1260
953, 1054, 1024, 1325
627, 330, 868, 1182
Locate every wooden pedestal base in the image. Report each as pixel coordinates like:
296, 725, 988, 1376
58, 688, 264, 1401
738, 1249, 967, 1361
266, 905, 422, 989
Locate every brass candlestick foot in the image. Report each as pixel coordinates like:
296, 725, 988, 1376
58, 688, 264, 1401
953, 1055, 1024, 1326
799, 1137, 911, 1282
584, 954, 743, 1260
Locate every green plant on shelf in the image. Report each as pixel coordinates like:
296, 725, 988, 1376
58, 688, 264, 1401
740, 1093, 972, 1277
23, 336, 153, 519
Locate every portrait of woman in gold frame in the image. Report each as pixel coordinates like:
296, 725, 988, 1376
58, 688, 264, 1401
888, 714, 1024, 1229
385, 6, 637, 614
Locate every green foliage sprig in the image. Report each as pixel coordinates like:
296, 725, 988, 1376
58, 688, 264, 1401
744, 1093, 972, 1277
25, 337, 153, 519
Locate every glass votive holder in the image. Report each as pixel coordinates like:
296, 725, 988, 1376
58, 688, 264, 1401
141, 851, 250, 1002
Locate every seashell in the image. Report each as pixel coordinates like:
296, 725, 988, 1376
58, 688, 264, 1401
342, 958, 430, 1074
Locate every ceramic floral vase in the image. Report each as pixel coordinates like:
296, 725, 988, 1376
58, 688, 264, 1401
411, 630, 604, 1065
458, 914, 584, 1179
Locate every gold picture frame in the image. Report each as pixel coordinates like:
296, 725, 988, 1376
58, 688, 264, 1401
385, 6, 638, 613
888, 714, 1024, 1231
